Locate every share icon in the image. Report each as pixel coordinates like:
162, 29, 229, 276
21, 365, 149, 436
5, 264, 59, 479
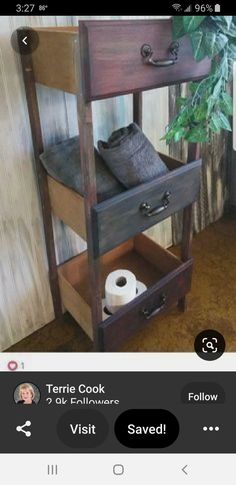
16, 420, 32, 438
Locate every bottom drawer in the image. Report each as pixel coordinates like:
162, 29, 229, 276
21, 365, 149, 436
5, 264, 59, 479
58, 234, 193, 350
99, 257, 192, 351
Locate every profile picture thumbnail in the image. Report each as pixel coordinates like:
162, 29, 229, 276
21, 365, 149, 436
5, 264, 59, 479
14, 382, 40, 405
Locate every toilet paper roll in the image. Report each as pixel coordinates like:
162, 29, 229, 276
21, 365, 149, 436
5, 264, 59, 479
102, 298, 112, 320
105, 269, 136, 313
103, 280, 147, 315
136, 280, 147, 296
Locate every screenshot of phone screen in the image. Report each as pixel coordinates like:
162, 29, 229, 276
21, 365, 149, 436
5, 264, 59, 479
0, 6, 236, 484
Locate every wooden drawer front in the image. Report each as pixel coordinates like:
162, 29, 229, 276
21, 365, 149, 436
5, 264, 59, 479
92, 159, 201, 256
99, 259, 193, 351
80, 19, 211, 100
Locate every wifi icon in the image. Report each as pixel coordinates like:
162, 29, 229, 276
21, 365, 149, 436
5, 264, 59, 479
172, 3, 182, 10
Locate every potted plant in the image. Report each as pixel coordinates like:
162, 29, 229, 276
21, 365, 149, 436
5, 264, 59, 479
164, 16, 235, 143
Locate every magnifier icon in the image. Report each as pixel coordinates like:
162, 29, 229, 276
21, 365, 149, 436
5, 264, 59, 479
202, 337, 218, 353
206, 341, 214, 350
195, 330, 225, 360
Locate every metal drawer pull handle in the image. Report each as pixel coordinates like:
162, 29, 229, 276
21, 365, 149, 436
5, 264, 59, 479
141, 42, 179, 67
140, 191, 171, 217
142, 294, 167, 320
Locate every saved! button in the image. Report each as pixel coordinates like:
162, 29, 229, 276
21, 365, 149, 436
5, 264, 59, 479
114, 409, 179, 448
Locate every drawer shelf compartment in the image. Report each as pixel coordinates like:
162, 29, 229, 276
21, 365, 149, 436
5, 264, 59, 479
58, 233, 192, 347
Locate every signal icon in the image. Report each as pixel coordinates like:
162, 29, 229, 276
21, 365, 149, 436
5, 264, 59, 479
172, 3, 182, 11
184, 4, 192, 11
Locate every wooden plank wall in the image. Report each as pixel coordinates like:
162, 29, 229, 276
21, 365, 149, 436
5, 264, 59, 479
0, 15, 170, 350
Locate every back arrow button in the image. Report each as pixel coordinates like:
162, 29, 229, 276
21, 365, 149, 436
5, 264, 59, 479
11, 27, 39, 55
182, 465, 188, 475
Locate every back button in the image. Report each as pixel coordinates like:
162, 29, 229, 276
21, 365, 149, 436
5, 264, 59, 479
11, 27, 39, 55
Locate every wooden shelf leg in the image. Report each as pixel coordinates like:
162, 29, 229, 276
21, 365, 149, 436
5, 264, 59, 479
20, 48, 62, 320
77, 28, 103, 350
178, 204, 193, 311
178, 143, 200, 312
133, 92, 143, 127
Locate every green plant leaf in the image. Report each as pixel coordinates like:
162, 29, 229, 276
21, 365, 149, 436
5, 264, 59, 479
190, 29, 207, 61
183, 16, 206, 33
209, 112, 221, 132
207, 95, 216, 116
173, 128, 186, 142
205, 32, 228, 58
189, 82, 199, 93
172, 17, 186, 39
220, 92, 233, 115
213, 17, 236, 37
193, 104, 208, 122
176, 97, 187, 108
227, 41, 236, 61
213, 78, 222, 98
186, 126, 208, 142
166, 16, 234, 143
228, 22, 236, 37
223, 16, 232, 29
220, 53, 229, 80
213, 16, 232, 30
161, 129, 175, 143
217, 111, 232, 131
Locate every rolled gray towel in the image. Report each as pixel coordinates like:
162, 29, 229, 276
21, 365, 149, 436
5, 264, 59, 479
97, 123, 169, 188
39, 136, 124, 202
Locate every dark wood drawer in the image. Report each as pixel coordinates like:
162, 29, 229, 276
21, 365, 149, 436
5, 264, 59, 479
99, 257, 193, 351
92, 156, 202, 256
32, 21, 210, 97
58, 233, 192, 350
80, 19, 211, 100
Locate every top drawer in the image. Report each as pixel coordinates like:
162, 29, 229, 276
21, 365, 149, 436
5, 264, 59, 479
32, 20, 211, 98
80, 19, 211, 100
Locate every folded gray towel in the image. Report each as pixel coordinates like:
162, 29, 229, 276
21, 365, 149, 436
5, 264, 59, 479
40, 136, 124, 202
97, 123, 169, 188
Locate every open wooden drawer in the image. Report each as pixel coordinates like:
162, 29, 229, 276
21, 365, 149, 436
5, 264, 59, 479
48, 153, 202, 255
58, 233, 193, 350
32, 20, 210, 99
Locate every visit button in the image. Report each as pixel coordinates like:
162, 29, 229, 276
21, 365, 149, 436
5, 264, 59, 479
114, 409, 179, 448
57, 409, 109, 448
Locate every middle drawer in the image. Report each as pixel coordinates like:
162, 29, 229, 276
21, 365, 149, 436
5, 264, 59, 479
48, 153, 201, 256
92, 154, 201, 255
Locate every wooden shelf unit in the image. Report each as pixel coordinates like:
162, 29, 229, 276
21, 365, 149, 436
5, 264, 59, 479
20, 20, 211, 351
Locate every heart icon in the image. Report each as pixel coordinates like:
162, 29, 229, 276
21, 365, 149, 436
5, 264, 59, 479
7, 360, 18, 371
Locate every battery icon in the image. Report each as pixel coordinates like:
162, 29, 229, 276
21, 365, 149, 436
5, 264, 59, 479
214, 3, 221, 11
